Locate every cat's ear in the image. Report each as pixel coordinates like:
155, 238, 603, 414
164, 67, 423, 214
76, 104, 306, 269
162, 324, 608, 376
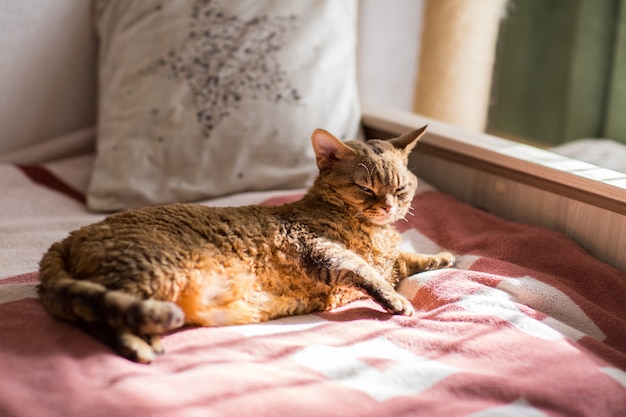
311, 129, 356, 170
388, 125, 428, 156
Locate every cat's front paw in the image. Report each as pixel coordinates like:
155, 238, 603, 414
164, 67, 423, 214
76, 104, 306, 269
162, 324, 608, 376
381, 292, 414, 316
437, 251, 456, 268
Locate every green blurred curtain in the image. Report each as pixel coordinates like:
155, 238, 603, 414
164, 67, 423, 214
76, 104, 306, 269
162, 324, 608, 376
488, 0, 626, 145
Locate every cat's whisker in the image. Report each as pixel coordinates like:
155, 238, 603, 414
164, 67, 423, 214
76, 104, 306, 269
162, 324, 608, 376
352, 211, 366, 221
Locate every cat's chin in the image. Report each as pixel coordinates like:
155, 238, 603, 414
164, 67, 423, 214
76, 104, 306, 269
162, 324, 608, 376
365, 208, 408, 226
366, 215, 396, 226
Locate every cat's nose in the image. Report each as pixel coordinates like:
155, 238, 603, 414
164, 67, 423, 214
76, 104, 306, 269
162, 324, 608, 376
383, 195, 395, 213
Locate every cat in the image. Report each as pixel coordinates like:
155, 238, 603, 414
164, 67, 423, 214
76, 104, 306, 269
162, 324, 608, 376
38, 125, 455, 364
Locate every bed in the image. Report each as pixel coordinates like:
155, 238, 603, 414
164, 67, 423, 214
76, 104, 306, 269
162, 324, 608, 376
2, 118, 626, 417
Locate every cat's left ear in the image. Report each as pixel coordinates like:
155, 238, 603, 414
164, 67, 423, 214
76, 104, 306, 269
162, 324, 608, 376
388, 125, 428, 156
311, 129, 357, 170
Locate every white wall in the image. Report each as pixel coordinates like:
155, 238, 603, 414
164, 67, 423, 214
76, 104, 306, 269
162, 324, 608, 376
0, 1, 423, 155
0, 0, 97, 154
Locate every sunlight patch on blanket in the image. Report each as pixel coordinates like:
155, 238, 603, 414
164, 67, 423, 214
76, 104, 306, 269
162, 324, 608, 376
291, 337, 459, 402
541, 316, 586, 341
601, 367, 626, 388
399, 228, 443, 256
497, 276, 605, 341
227, 314, 327, 337
465, 398, 549, 417
456, 287, 564, 341
397, 268, 450, 301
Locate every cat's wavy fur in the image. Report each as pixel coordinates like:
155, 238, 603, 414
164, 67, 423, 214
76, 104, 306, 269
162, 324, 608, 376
38, 126, 455, 363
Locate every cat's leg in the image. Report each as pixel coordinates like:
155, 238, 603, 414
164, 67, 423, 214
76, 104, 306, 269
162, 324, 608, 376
96, 297, 183, 362
54, 287, 184, 363
396, 251, 456, 277
115, 331, 160, 364
305, 240, 414, 316
77, 322, 164, 363
143, 335, 165, 355
112, 299, 184, 362
124, 298, 186, 335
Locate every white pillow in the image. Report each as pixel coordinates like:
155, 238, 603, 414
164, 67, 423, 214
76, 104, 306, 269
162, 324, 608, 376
88, 0, 361, 211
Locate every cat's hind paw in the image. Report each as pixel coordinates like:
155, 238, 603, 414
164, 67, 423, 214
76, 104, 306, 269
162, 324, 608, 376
144, 334, 165, 355
116, 332, 158, 364
127, 300, 185, 335
112, 332, 167, 364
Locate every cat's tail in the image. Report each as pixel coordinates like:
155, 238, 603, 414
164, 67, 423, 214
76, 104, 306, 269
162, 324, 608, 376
37, 241, 185, 338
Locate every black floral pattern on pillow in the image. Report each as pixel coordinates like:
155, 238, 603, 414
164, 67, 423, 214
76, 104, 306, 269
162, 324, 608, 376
143, 0, 302, 138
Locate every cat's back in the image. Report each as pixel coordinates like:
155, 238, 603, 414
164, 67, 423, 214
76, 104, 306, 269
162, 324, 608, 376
57, 203, 290, 281
59, 203, 286, 266
80, 203, 282, 244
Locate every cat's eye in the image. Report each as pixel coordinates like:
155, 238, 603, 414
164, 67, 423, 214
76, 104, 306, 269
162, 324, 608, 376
395, 186, 407, 194
358, 185, 374, 196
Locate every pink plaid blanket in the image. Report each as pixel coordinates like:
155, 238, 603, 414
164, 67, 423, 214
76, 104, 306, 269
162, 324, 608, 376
1, 151, 625, 416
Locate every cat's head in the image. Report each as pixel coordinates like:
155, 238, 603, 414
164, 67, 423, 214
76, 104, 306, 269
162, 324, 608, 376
311, 126, 427, 225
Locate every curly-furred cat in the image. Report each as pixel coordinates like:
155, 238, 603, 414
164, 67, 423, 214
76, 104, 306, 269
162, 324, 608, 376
38, 126, 455, 363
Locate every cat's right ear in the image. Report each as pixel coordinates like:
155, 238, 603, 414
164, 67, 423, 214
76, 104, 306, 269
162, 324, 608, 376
388, 125, 428, 156
311, 129, 356, 170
